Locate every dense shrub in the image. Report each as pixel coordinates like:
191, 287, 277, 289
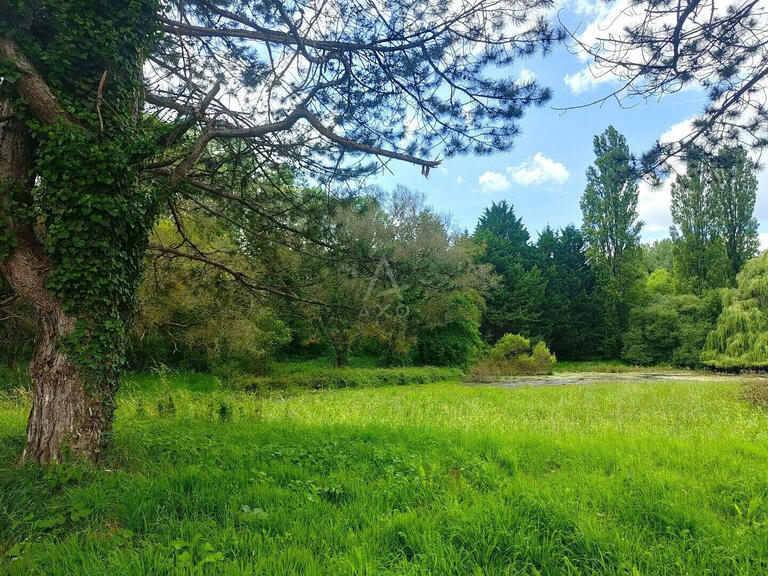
468, 334, 556, 380
418, 292, 483, 368
742, 380, 768, 409
234, 366, 462, 393
621, 274, 721, 367
489, 333, 531, 360
622, 297, 681, 365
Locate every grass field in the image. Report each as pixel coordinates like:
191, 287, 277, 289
2, 371, 768, 574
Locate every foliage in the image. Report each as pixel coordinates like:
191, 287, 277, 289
417, 292, 483, 368
642, 239, 674, 273
296, 189, 490, 367
621, 296, 679, 366
234, 366, 462, 394
709, 146, 759, 281
488, 333, 532, 361
591, 248, 647, 358
535, 225, 605, 359
581, 126, 642, 274
580, 126, 646, 357
622, 276, 721, 367
469, 333, 556, 380
670, 152, 730, 293
130, 217, 290, 373
702, 253, 768, 370
1, 0, 161, 412
37, 125, 160, 389
669, 147, 758, 292
0, 224, 17, 260
474, 201, 545, 341
646, 269, 674, 295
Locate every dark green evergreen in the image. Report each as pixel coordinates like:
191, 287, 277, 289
473, 201, 545, 342
536, 225, 604, 359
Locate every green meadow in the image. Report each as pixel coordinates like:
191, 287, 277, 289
2, 372, 768, 574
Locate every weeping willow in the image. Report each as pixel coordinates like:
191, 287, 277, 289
702, 253, 768, 369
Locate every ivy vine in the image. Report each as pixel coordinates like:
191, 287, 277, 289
0, 0, 163, 414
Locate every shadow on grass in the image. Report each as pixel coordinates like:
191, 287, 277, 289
2, 409, 768, 575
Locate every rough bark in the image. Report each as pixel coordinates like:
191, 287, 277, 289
1, 102, 107, 464
1, 241, 108, 464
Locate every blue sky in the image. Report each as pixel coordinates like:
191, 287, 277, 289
373, 5, 768, 247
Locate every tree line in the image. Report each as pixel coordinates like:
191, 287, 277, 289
3, 126, 759, 377
477, 126, 760, 366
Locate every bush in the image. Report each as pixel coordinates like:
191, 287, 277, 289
489, 334, 531, 361
621, 287, 722, 368
418, 320, 482, 368
233, 366, 462, 393
742, 380, 768, 409
468, 334, 556, 380
418, 292, 483, 368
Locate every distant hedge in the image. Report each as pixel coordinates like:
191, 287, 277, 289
234, 366, 463, 393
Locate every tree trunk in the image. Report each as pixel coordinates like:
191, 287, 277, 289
1, 103, 109, 464
1, 242, 109, 464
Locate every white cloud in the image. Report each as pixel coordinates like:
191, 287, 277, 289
478, 171, 510, 194
507, 153, 570, 186
565, 0, 607, 18
760, 233, 768, 251
637, 179, 673, 240
455, 176, 465, 185
563, 68, 615, 96
517, 68, 537, 84
659, 117, 695, 145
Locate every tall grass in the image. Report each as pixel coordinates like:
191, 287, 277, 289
2, 373, 768, 574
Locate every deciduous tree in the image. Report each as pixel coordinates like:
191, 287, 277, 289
581, 126, 642, 276
670, 152, 730, 293
580, 126, 645, 356
710, 147, 759, 281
